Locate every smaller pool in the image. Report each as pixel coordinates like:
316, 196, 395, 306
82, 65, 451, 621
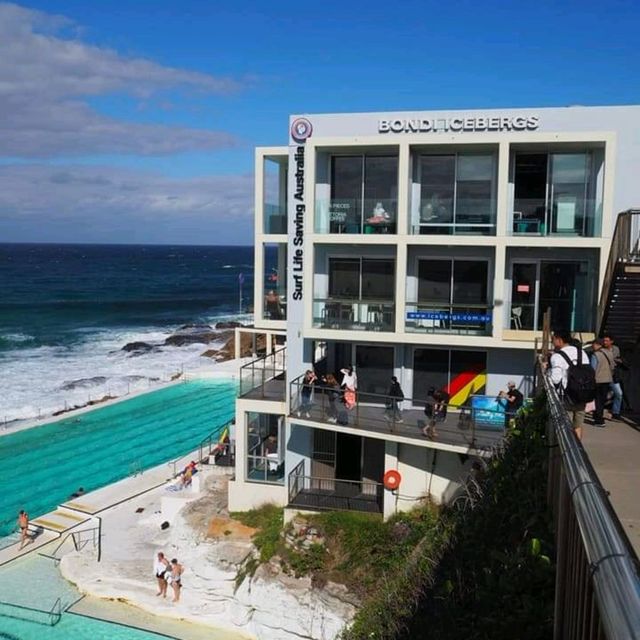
0, 378, 236, 536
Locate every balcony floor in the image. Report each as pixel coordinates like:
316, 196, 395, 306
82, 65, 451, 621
291, 402, 505, 455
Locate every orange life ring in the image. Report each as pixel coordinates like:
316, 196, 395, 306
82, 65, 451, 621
383, 470, 401, 491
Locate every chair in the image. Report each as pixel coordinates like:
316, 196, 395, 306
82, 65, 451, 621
511, 306, 523, 330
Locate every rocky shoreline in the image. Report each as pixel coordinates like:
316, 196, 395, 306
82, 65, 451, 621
60, 471, 355, 640
121, 321, 266, 363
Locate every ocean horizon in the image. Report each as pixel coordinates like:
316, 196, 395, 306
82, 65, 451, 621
0, 242, 262, 422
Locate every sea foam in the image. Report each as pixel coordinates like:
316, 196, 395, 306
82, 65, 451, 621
0, 314, 251, 424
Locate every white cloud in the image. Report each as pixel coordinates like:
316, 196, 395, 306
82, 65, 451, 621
0, 164, 254, 244
0, 2, 243, 157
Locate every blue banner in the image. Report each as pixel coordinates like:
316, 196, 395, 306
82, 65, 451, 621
407, 311, 492, 323
471, 395, 505, 430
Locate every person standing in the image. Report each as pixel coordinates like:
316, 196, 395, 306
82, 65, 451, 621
548, 331, 593, 441
385, 376, 404, 423
602, 334, 625, 418
590, 339, 613, 428
17, 510, 29, 550
296, 369, 317, 417
322, 374, 340, 423
340, 366, 358, 410
154, 552, 170, 597
499, 381, 524, 427
169, 558, 183, 603
422, 387, 449, 439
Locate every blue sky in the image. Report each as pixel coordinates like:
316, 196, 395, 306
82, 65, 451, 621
0, 0, 639, 244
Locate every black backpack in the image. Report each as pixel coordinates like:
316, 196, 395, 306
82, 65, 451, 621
557, 346, 596, 404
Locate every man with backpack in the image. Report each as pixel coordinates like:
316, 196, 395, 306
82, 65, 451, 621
548, 330, 596, 441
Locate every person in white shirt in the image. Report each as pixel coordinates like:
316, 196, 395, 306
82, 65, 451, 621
548, 330, 590, 441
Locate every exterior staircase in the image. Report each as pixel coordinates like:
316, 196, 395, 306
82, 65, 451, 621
598, 209, 640, 346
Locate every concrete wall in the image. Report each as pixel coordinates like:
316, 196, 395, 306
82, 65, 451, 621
383, 441, 472, 518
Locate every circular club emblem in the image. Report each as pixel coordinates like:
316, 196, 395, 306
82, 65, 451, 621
291, 117, 313, 142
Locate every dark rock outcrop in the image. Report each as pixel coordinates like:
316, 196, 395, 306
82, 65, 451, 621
122, 341, 157, 353
214, 321, 244, 330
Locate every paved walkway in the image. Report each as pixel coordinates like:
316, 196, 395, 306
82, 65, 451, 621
582, 414, 640, 559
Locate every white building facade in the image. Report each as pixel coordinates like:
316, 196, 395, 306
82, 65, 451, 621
229, 105, 639, 519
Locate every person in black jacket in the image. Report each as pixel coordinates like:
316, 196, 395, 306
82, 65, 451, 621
385, 376, 404, 423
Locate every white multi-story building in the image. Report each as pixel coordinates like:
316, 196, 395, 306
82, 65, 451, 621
229, 105, 639, 520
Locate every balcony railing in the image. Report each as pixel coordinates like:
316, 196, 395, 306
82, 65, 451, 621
412, 197, 496, 235
315, 198, 397, 234
289, 375, 507, 451
239, 346, 286, 400
288, 460, 383, 514
313, 298, 395, 332
405, 302, 493, 336
264, 203, 287, 234
511, 198, 599, 237
538, 356, 640, 638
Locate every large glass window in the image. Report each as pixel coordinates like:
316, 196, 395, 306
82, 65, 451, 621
323, 155, 398, 234
512, 151, 599, 236
246, 413, 284, 484
407, 258, 491, 335
328, 258, 395, 300
263, 158, 287, 234
317, 257, 395, 330
263, 243, 287, 320
416, 153, 496, 235
508, 260, 593, 331
412, 349, 487, 403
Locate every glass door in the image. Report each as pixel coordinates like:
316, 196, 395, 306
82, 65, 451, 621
549, 154, 589, 235
355, 345, 394, 399
510, 262, 538, 330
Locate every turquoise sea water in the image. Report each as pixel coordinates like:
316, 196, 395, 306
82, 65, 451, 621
0, 378, 235, 537
0, 554, 191, 640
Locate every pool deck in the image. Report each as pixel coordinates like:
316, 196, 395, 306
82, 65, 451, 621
582, 412, 640, 560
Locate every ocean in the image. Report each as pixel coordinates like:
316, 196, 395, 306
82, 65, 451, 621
0, 243, 256, 422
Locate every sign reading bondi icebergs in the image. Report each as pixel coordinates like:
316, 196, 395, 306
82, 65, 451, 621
378, 115, 540, 134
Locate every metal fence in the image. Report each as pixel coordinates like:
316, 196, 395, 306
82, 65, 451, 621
539, 358, 640, 639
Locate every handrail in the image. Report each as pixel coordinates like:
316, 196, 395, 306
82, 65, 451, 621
239, 346, 286, 398
597, 209, 640, 334
289, 373, 506, 447
538, 356, 640, 638
0, 597, 63, 626
39, 524, 102, 563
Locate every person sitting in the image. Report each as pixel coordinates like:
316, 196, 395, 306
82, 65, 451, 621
265, 290, 283, 320
211, 434, 231, 462
366, 202, 391, 224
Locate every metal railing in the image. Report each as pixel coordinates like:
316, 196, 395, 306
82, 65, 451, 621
538, 357, 640, 639
288, 460, 384, 513
238, 346, 286, 398
0, 596, 63, 626
405, 301, 493, 336
312, 298, 395, 332
39, 521, 102, 564
289, 374, 507, 449
597, 209, 640, 334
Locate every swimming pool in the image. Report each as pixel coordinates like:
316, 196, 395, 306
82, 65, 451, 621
0, 378, 235, 538
0, 551, 241, 639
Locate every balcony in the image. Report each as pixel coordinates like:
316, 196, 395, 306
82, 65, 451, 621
289, 375, 506, 453
315, 198, 397, 235
511, 198, 599, 237
264, 204, 287, 234
412, 197, 496, 236
238, 347, 286, 401
405, 302, 493, 336
313, 299, 395, 332
288, 460, 383, 514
